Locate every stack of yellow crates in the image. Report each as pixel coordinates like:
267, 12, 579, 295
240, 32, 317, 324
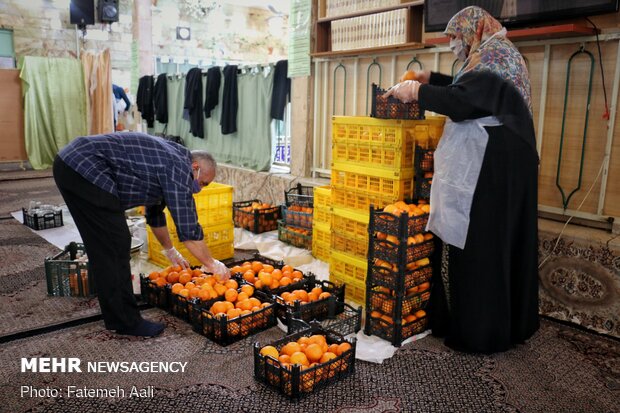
147, 183, 235, 267
311, 185, 332, 262
329, 116, 444, 305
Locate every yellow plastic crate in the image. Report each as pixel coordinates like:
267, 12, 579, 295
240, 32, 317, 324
312, 222, 331, 262
147, 222, 234, 267
163, 183, 233, 232
332, 187, 399, 212
332, 140, 414, 177
332, 116, 445, 148
330, 250, 368, 285
331, 165, 414, 197
313, 205, 332, 226
330, 208, 368, 259
336, 276, 366, 306
314, 186, 332, 209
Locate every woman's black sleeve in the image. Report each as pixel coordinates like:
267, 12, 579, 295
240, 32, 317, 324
429, 72, 453, 86
418, 75, 491, 121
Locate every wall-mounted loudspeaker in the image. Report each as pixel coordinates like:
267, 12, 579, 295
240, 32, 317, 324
70, 0, 95, 26
98, 0, 119, 23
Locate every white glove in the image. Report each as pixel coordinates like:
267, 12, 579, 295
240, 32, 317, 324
382, 80, 421, 103
201, 259, 231, 281
163, 247, 189, 269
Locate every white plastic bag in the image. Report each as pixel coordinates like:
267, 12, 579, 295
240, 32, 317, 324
426, 116, 501, 249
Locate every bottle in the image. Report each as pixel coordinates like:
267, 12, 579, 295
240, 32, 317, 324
80, 268, 89, 296
69, 264, 78, 296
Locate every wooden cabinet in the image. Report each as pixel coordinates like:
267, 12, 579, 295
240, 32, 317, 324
314, 1, 425, 58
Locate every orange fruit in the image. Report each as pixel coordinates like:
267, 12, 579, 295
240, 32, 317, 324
304, 343, 324, 363
319, 352, 337, 363
281, 342, 302, 356
297, 336, 310, 346
279, 277, 292, 286
414, 309, 427, 318
192, 268, 203, 277
210, 301, 228, 315
240, 284, 254, 297
230, 265, 244, 274
271, 269, 283, 280
224, 279, 238, 290
251, 261, 264, 273
327, 343, 339, 354
269, 279, 280, 289
294, 290, 309, 302
278, 354, 291, 364
405, 314, 418, 323
400, 70, 417, 81
237, 292, 249, 302
281, 265, 293, 273
171, 283, 184, 294
166, 271, 180, 284
260, 345, 279, 359
188, 287, 201, 298
248, 297, 261, 308
418, 282, 430, 292
178, 273, 192, 285
198, 289, 211, 301
179, 288, 189, 297
227, 308, 242, 319
258, 271, 273, 287
225, 288, 238, 302
292, 270, 303, 279
155, 277, 167, 287
318, 292, 331, 300
308, 335, 327, 346
290, 351, 309, 366
262, 264, 274, 273
337, 342, 352, 356
243, 270, 256, 283
148, 271, 160, 281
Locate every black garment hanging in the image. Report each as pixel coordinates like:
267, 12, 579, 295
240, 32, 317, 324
184, 67, 204, 139
136, 75, 154, 128
221, 65, 238, 135
153, 73, 168, 124
204, 66, 221, 119
270, 60, 290, 121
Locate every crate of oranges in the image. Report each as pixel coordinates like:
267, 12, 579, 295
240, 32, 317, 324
370, 257, 433, 292
195, 286, 277, 346
274, 280, 344, 328
277, 220, 312, 249
168, 271, 240, 322
233, 200, 281, 233
370, 203, 430, 238
281, 205, 313, 229
366, 307, 429, 347
230, 256, 310, 296
284, 183, 314, 208
254, 321, 356, 398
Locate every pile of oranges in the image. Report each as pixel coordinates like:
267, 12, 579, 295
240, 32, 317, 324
374, 257, 431, 272
382, 201, 430, 218
370, 308, 427, 326
259, 334, 353, 391
231, 261, 304, 290
376, 231, 433, 246
280, 287, 331, 306
147, 266, 239, 302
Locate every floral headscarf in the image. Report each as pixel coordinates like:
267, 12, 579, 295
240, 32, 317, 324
444, 6, 532, 111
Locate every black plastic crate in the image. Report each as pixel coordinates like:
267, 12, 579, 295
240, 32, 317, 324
370, 205, 429, 238
23, 207, 63, 230
365, 312, 429, 346
367, 287, 431, 320
253, 321, 356, 398
371, 83, 424, 120
373, 237, 434, 265
281, 205, 313, 229
195, 290, 277, 346
415, 173, 432, 200
139, 275, 172, 309
368, 261, 432, 291
275, 279, 346, 326
415, 145, 434, 172
233, 199, 280, 233
285, 183, 314, 207
277, 220, 312, 249
44, 242, 94, 297
287, 303, 362, 337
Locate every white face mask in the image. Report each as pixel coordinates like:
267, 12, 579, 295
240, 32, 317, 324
449, 37, 468, 62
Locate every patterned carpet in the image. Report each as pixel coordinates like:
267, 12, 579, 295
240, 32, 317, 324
0, 176, 63, 218
1, 312, 618, 413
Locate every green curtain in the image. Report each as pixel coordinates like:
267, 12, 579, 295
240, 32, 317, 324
19, 56, 88, 169
152, 67, 274, 172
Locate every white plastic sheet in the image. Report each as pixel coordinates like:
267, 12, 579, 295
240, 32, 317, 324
426, 116, 501, 249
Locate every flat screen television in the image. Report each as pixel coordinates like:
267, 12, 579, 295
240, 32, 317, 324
425, 0, 620, 32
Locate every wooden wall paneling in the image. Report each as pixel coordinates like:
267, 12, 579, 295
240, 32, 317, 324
0, 69, 26, 162
538, 42, 615, 214
604, 42, 620, 217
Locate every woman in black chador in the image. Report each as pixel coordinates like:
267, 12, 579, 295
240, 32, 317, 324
385, 6, 539, 353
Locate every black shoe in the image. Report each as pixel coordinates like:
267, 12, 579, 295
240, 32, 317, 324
117, 319, 165, 337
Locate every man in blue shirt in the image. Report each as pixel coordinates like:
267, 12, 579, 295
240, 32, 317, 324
53, 132, 230, 337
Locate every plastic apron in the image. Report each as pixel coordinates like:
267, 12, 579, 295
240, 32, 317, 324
426, 116, 501, 249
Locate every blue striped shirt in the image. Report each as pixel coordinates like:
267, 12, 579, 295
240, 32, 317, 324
59, 132, 203, 242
